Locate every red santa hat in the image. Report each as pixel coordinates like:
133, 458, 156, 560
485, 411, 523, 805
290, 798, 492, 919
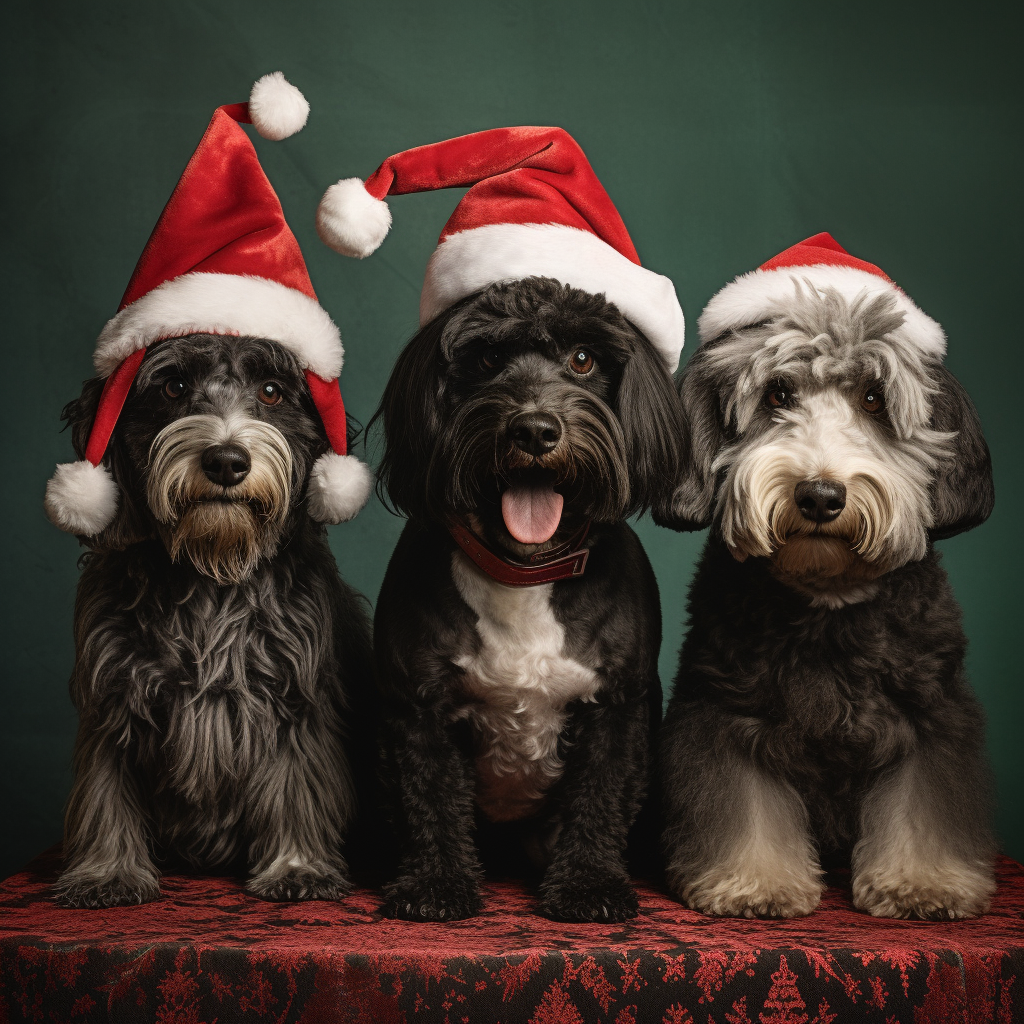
45, 73, 372, 537
697, 232, 946, 355
314, 126, 684, 372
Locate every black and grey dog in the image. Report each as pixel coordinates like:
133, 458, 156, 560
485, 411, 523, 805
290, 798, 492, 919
658, 271, 996, 920
51, 334, 373, 907
372, 276, 683, 922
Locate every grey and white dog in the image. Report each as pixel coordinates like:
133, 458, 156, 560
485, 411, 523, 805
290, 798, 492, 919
50, 334, 374, 907
658, 255, 996, 920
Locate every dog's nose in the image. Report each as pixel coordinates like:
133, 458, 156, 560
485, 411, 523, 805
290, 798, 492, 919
509, 412, 562, 456
795, 479, 846, 522
201, 444, 251, 487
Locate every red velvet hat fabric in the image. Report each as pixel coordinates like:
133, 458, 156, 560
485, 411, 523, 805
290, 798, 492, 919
362, 126, 642, 263
120, 104, 319, 310
759, 231, 893, 281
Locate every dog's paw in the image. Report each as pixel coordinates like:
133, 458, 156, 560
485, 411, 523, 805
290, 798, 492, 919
246, 867, 352, 903
677, 872, 823, 919
380, 873, 482, 921
538, 876, 639, 923
853, 865, 994, 920
54, 875, 160, 909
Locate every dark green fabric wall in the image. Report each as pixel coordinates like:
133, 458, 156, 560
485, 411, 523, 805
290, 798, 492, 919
2, 0, 1020, 878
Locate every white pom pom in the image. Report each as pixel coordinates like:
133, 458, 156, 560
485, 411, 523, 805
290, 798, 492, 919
249, 71, 309, 141
307, 452, 373, 524
316, 178, 392, 258
44, 460, 119, 536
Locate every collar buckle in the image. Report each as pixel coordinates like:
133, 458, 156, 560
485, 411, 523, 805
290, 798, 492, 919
449, 520, 592, 587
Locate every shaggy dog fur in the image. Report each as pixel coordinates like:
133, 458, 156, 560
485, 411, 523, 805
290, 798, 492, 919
657, 287, 997, 920
372, 277, 683, 922
54, 334, 374, 907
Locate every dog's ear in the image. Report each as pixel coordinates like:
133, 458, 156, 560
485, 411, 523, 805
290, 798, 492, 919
615, 331, 685, 520
62, 377, 154, 549
371, 315, 448, 521
927, 363, 994, 540
653, 346, 726, 532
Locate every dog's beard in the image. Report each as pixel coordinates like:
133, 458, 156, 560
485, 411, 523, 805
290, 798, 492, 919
163, 503, 274, 586
437, 390, 630, 546
146, 414, 293, 584
718, 441, 934, 587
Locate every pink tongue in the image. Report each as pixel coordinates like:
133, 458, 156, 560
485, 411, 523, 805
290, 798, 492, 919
501, 484, 564, 545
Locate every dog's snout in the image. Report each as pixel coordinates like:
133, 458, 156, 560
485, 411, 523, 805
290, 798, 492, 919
201, 444, 251, 487
509, 411, 562, 456
795, 479, 847, 523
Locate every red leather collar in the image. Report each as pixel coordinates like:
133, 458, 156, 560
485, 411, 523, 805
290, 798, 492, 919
449, 520, 591, 587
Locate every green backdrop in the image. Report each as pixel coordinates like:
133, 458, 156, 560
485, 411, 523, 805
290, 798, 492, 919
2, 0, 1020, 879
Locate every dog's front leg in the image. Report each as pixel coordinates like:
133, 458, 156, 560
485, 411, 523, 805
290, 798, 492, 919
245, 711, 354, 902
661, 706, 824, 918
380, 707, 483, 921
537, 697, 648, 923
852, 741, 995, 920
55, 721, 160, 908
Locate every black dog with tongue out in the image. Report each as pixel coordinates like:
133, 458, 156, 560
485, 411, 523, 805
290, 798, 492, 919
370, 276, 683, 922
317, 126, 686, 921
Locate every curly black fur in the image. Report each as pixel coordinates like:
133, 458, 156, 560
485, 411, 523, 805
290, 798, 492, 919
54, 334, 375, 907
371, 277, 682, 922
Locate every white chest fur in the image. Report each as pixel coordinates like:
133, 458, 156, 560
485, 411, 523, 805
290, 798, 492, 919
450, 551, 602, 821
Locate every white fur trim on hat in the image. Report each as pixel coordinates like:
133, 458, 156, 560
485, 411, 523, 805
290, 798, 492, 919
316, 178, 392, 259
44, 460, 119, 536
420, 223, 685, 372
306, 452, 373, 524
249, 72, 309, 141
94, 273, 343, 378
698, 264, 946, 356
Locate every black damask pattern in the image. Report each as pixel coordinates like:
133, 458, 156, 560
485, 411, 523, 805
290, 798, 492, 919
1, 850, 1021, 1022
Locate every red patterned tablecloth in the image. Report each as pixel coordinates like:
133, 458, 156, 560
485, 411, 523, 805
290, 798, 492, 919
1, 850, 1022, 1023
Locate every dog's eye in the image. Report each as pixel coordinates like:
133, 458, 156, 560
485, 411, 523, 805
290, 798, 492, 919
569, 349, 594, 375
164, 378, 187, 399
257, 382, 284, 406
479, 347, 502, 372
861, 384, 885, 414
765, 385, 791, 409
